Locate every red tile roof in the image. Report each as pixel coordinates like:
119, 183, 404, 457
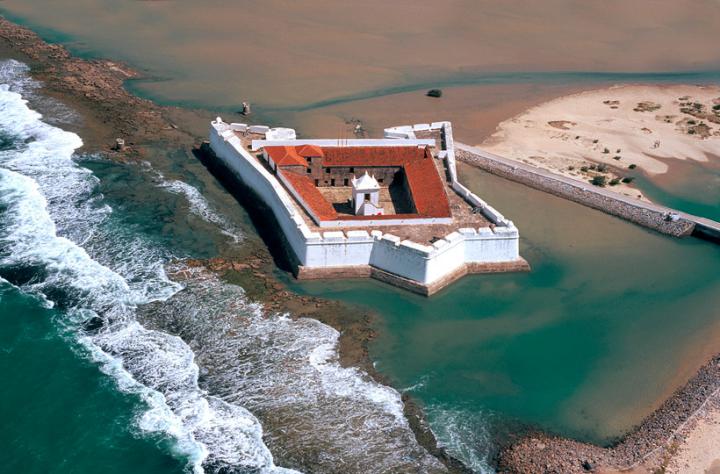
321, 146, 423, 167
274, 145, 451, 222
296, 144, 324, 158
265, 146, 308, 168
279, 170, 338, 221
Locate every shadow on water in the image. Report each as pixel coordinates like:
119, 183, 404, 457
193, 147, 297, 274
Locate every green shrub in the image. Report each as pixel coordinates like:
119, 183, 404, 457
613, 156, 621, 160
603, 148, 609, 154
609, 178, 621, 186
597, 163, 608, 172
591, 175, 608, 187
628, 164, 637, 169
622, 177, 635, 183
580, 166, 589, 172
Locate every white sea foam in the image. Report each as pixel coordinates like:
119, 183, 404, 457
159, 177, 242, 242
0, 59, 455, 474
426, 404, 495, 474
146, 269, 448, 473
0, 59, 78, 125
0, 63, 295, 474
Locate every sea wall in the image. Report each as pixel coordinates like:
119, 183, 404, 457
455, 143, 696, 237
209, 119, 525, 293
209, 123, 315, 266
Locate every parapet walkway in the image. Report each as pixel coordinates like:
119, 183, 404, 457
456, 142, 720, 243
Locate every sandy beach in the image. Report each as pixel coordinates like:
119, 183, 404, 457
665, 389, 720, 474
480, 85, 720, 201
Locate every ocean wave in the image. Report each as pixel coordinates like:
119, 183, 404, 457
0, 59, 79, 125
0, 58, 450, 474
158, 177, 243, 243
141, 268, 447, 473
0, 63, 294, 474
426, 404, 495, 474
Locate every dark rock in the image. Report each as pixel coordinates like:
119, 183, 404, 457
426, 88, 443, 98
83, 316, 105, 333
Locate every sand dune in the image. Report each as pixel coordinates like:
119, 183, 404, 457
480, 85, 720, 200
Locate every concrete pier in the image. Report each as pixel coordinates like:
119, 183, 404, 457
693, 217, 720, 243
456, 143, 720, 243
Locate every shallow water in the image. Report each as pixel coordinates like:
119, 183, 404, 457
0, 61, 445, 473
289, 163, 720, 469
633, 156, 720, 221
0, 3, 719, 473
3, 0, 718, 212
2, 1, 720, 138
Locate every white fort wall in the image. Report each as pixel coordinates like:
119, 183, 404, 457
384, 121, 513, 228
210, 119, 521, 288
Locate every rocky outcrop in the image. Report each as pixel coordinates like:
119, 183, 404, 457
499, 356, 720, 473
0, 16, 191, 151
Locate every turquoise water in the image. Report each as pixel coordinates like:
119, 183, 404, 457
289, 164, 720, 470
0, 5, 718, 473
0, 60, 445, 474
632, 158, 720, 222
0, 283, 186, 474
0, 63, 285, 473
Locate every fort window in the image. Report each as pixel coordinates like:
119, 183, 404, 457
330, 179, 336, 186
378, 178, 384, 184
343, 178, 349, 186
314, 179, 319, 186
364, 193, 371, 202
306, 168, 311, 174
349, 167, 354, 173
325, 167, 330, 173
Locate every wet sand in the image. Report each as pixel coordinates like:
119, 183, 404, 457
272, 82, 591, 145
3, 0, 720, 110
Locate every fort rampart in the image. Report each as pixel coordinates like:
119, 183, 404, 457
209, 120, 527, 295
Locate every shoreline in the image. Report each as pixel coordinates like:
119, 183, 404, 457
478, 84, 720, 204
498, 354, 720, 473
2, 13, 719, 474
0, 15, 468, 473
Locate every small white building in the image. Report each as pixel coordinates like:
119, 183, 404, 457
352, 172, 384, 216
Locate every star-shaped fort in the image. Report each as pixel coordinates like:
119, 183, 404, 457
207, 120, 529, 295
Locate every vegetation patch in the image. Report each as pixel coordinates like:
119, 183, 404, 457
634, 101, 662, 112
591, 175, 607, 187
